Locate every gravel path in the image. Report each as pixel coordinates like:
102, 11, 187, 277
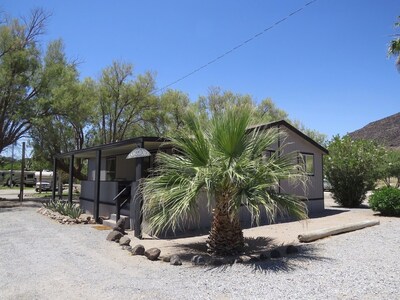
0, 207, 399, 300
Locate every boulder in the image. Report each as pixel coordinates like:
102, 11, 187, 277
119, 236, 131, 246
121, 245, 132, 251
130, 244, 145, 256
116, 218, 126, 228
112, 226, 125, 234
169, 255, 182, 266
145, 248, 161, 261
106, 231, 123, 242
191, 255, 206, 266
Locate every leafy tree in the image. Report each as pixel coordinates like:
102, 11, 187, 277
142, 89, 190, 136
30, 40, 94, 179
388, 16, 400, 70
379, 149, 400, 187
194, 87, 327, 145
93, 61, 156, 144
0, 9, 50, 153
325, 136, 385, 207
143, 106, 307, 256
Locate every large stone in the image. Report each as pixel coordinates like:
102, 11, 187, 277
106, 231, 123, 242
145, 248, 161, 261
130, 244, 145, 256
116, 218, 126, 229
112, 226, 126, 235
169, 255, 182, 266
191, 255, 206, 266
121, 245, 132, 251
119, 236, 131, 246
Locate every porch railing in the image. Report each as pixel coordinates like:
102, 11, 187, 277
113, 184, 131, 222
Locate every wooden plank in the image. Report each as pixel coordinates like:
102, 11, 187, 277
298, 220, 380, 243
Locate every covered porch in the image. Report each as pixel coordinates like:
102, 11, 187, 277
53, 136, 169, 238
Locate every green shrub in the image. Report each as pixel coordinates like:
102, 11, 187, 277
325, 136, 385, 207
43, 200, 83, 219
369, 187, 400, 216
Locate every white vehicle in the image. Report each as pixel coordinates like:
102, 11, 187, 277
35, 181, 52, 192
34, 171, 53, 185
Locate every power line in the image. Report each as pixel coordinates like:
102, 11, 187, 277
153, 0, 319, 95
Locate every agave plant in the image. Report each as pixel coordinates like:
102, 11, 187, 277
143, 106, 308, 256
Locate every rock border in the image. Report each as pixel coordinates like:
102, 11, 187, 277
37, 207, 95, 225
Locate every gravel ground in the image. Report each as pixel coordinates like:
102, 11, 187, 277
0, 206, 399, 300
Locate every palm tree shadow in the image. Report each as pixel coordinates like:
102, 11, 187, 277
169, 236, 330, 273
249, 244, 331, 273
205, 244, 331, 273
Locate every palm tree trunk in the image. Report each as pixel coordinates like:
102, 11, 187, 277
207, 193, 244, 256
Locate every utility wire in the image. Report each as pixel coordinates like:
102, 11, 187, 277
153, 0, 319, 95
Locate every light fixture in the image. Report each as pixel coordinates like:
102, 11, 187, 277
126, 146, 151, 159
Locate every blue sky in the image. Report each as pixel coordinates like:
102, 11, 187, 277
3, 0, 400, 140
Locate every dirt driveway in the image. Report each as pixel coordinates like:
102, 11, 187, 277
0, 193, 399, 299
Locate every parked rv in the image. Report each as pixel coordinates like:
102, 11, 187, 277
0, 170, 36, 187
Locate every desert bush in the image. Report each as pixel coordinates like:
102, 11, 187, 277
369, 186, 400, 216
43, 200, 83, 219
325, 136, 385, 207
377, 149, 400, 187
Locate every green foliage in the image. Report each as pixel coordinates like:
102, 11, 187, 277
325, 136, 385, 207
92, 61, 156, 144
0, 9, 49, 153
43, 200, 83, 219
369, 186, 400, 216
388, 16, 400, 70
377, 149, 400, 187
194, 87, 327, 145
143, 105, 308, 252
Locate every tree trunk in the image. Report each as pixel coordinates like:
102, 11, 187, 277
207, 193, 244, 256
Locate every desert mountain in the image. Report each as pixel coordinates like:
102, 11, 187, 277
348, 112, 400, 149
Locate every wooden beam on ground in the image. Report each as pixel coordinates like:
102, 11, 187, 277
298, 220, 380, 243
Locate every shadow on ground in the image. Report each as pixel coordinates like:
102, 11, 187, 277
167, 236, 329, 273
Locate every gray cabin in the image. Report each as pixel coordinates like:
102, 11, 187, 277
54, 121, 328, 236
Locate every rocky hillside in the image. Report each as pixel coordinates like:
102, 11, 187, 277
348, 112, 400, 148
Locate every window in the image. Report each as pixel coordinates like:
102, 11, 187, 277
105, 157, 116, 181
299, 153, 314, 175
263, 150, 276, 160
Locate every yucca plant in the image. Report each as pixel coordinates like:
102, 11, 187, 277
43, 200, 83, 219
142, 106, 308, 256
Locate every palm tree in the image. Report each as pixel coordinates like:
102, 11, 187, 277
142, 106, 308, 256
388, 16, 400, 70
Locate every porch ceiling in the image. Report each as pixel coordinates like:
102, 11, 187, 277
56, 137, 169, 159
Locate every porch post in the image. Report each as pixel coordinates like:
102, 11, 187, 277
93, 150, 101, 222
133, 156, 144, 238
52, 157, 58, 201
68, 155, 74, 204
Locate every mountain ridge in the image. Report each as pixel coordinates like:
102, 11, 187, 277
348, 112, 400, 149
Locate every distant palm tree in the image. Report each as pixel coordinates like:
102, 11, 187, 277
388, 16, 400, 70
142, 106, 308, 256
